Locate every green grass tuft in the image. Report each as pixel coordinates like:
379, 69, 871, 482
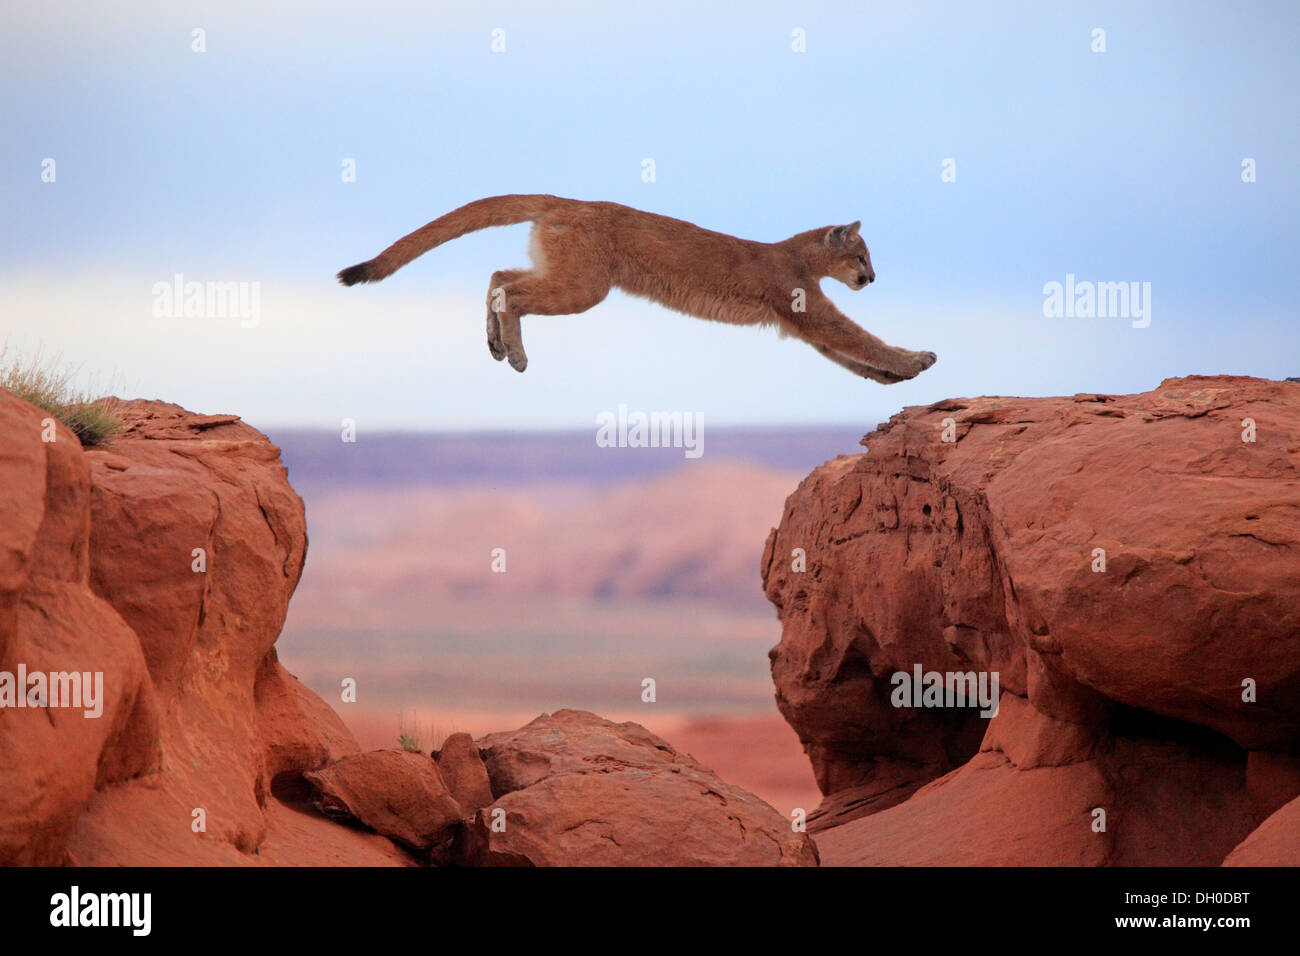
396, 709, 459, 755
0, 345, 123, 447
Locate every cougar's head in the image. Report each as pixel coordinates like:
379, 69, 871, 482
823, 221, 875, 289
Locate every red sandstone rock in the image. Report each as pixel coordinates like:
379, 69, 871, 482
435, 732, 494, 814
0, 582, 159, 864
305, 750, 464, 857
461, 710, 819, 866
256, 649, 360, 785
252, 796, 416, 866
815, 692, 1255, 865
3, 391, 817, 868
1, 393, 386, 865
0, 393, 159, 864
68, 401, 360, 863
1244, 751, 1300, 820
13, 374, 1287, 868
477, 708, 700, 795
763, 376, 1300, 862
1223, 795, 1300, 866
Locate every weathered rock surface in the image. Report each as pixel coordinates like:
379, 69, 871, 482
459, 709, 819, 866
1, 393, 817, 867
762, 376, 1300, 864
816, 692, 1256, 866
0, 393, 160, 864
435, 732, 494, 815
1, 395, 385, 865
1223, 794, 1300, 865
305, 749, 464, 858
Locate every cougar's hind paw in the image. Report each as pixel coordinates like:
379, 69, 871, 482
486, 313, 507, 361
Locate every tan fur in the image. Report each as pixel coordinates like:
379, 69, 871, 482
338, 194, 936, 380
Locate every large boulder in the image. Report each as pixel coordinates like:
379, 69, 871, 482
305, 750, 464, 858
435, 732, 494, 815
460, 710, 819, 866
762, 376, 1300, 863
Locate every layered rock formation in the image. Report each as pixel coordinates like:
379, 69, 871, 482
0, 393, 814, 866
762, 376, 1300, 865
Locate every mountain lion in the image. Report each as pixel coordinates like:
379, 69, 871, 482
338, 194, 936, 383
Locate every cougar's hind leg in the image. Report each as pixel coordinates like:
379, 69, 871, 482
486, 269, 525, 361
496, 274, 611, 373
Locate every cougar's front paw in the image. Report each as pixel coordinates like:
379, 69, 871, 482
508, 350, 528, 373
902, 350, 937, 377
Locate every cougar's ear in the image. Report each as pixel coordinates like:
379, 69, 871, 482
846, 220, 861, 237
825, 224, 851, 248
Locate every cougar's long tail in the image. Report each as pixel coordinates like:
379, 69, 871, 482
337, 194, 561, 286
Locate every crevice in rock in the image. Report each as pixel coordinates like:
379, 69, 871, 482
1108, 704, 1247, 764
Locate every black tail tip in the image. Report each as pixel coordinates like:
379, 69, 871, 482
337, 262, 374, 286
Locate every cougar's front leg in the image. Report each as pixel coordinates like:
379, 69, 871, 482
811, 344, 907, 383
797, 299, 936, 380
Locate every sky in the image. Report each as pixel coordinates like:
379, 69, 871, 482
2, 0, 1297, 429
